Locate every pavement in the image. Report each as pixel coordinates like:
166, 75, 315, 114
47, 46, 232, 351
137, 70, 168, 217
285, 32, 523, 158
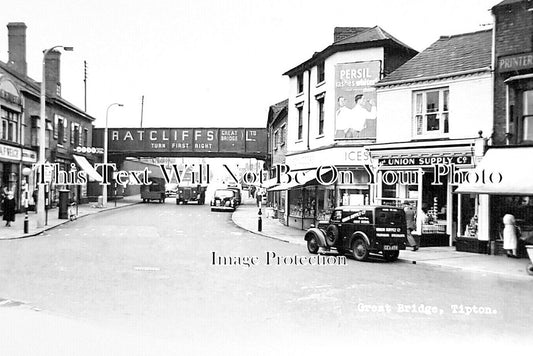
0, 195, 142, 240
232, 197, 533, 281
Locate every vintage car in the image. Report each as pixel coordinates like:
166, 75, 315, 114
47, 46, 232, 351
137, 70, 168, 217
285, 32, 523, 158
210, 189, 237, 212
141, 177, 166, 203
176, 184, 206, 205
304, 205, 407, 262
165, 183, 179, 197
226, 186, 242, 206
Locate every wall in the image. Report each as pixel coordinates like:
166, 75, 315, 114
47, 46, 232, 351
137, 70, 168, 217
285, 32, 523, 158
376, 73, 493, 143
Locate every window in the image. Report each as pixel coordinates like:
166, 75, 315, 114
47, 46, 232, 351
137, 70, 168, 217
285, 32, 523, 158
55, 115, 67, 144
317, 96, 325, 135
317, 62, 325, 84
0, 107, 20, 143
274, 130, 279, 150
83, 128, 89, 146
71, 123, 80, 147
297, 106, 303, 140
280, 125, 286, 146
297, 73, 304, 94
413, 88, 449, 136
523, 90, 533, 141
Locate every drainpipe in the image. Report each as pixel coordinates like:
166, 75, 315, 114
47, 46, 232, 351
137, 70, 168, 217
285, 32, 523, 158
307, 70, 311, 151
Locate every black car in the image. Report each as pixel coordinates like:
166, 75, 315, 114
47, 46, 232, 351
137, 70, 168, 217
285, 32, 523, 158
304, 205, 407, 262
210, 189, 237, 212
226, 186, 242, 206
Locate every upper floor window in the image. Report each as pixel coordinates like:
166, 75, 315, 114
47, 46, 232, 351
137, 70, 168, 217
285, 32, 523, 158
54, 115, 68, 145
413, 88, 449, 137
523, 90, 533, 141
0, 107, 20, 143
297, 73, 304, 94
317, 62, 325, 84
83, 128, 89, 146
71, 123, 81, 147
297, 106, 303, 140
280, 124, 286, 146
317, 95, 325, 135
274, 130, 279, 150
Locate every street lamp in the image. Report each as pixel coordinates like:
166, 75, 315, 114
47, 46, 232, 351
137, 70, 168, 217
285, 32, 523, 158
37, 46, 73, 229
102, 103, 123, 207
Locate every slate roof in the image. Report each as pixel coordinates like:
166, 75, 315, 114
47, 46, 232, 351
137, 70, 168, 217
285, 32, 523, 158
493, 0, 527, 8
283, 26, 417, 77
0, 60, 95, 121
377, 29, 492, 86
267, 99, 288, 127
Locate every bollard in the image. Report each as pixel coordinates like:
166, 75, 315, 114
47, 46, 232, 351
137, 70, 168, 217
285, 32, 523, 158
258, 207, 262, 232
24, 211, 29, 234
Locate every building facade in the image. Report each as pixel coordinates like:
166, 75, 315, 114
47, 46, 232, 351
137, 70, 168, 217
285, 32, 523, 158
371, 29, 493, 248
0, 22, 96, 217
274, 27, 418, 230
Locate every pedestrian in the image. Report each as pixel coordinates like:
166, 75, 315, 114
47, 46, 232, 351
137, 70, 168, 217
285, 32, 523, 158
502, 214, 520, 258
32, 189, 38, 213
403, 201, 419, 251
2, 191, 16, 227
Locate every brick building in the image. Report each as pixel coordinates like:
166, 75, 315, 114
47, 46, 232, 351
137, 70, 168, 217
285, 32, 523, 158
0, 22, 97, 215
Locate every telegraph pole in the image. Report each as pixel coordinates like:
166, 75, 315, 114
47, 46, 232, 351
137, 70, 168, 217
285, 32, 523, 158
140, 95, 144, 127
84, 60, 87, 111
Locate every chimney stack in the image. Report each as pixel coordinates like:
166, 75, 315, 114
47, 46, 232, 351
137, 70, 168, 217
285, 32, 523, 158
45, 50, 61, 96
7, 22, 27, 76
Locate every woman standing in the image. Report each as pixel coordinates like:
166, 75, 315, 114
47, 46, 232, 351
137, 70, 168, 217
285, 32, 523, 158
503, 214, 520, 258
2, 191, 16, 227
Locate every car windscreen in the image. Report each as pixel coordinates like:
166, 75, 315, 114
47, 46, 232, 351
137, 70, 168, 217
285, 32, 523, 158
375, 208, 405, 226
215, 190, 235, 198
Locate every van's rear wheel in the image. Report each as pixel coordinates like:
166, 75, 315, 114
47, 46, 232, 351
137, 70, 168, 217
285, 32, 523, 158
383, 251, 400, 262
307, 235, 319, 254
352, 238, 369, 261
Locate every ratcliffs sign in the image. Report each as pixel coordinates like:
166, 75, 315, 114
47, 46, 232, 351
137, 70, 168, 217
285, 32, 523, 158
93, 127, 267, 157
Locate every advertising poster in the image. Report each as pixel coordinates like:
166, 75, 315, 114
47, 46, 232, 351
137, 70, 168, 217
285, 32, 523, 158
334, 60, 381, 139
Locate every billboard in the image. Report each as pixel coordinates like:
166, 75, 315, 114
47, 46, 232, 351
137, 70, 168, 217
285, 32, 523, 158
334, 61, 381, 139
93, 128, 267, 158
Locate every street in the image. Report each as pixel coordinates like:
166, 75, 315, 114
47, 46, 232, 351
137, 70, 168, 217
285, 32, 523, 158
1, 200, 532, 354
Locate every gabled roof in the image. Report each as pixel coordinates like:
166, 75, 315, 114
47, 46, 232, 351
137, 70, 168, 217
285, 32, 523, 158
267, 99, 288, 127
283, 26, 418, 77
0, 60, 96, 121
376, 29, 492, 86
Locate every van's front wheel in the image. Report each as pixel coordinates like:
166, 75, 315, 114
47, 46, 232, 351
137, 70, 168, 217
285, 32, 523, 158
352, 238, 369, 261
383, 250, 400, 262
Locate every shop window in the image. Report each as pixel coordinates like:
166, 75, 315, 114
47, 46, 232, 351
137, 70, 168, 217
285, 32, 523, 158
523, 90, 533, 141
413, 88, 449, 137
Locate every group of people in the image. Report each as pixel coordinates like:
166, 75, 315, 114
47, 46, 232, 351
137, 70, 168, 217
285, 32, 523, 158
335, 94, 376, 138
1, 186, 16, 227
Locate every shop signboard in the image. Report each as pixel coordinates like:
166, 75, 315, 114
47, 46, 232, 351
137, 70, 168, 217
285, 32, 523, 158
498, 52, 533, 73
94, 128, 267, 157
0, 143, 22, 161
378, 155, 473, 167
334, 60, 381, 140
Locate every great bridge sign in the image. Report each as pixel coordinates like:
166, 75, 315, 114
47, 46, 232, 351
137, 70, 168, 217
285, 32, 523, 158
93, 127, 268, 159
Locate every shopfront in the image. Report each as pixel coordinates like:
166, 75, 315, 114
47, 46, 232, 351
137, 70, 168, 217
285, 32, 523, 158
369, 140, 483, 247
272, 146, 372, 230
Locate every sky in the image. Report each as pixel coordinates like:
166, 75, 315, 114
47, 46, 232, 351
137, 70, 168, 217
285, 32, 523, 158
0, 0, 498, 129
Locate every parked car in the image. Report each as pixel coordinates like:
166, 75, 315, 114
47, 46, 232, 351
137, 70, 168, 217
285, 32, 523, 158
141, 177, 166, 203
210, 189, 237, 212
176, 184, 206, 205
226, 186, 241, 206
165, 183, 179, 197
304, 205, 407, 262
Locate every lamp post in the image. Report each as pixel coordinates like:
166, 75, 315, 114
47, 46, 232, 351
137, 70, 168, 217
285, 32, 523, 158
37, 46, 73, 229
102, 103, 123, 207
22, 167, 32, 233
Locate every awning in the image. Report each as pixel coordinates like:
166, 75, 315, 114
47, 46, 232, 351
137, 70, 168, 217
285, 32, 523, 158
73, 154, 103, 182
455, 147, 533, 195
504, 73, 533, 83
267, 168, 336, 191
